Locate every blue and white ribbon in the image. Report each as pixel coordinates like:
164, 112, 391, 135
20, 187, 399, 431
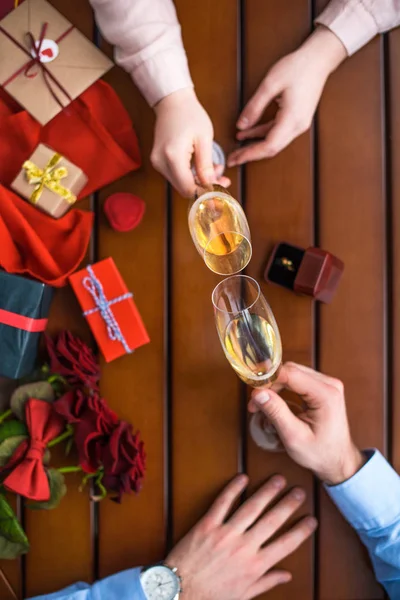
82, 265, 133, 354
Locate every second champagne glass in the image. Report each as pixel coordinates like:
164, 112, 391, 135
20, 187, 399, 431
188, 184, 252, 276
212, 275, 282, 387
212, 275, 284, 451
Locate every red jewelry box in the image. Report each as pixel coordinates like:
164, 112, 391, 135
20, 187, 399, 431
264, 242, 344, 303
69, 258, 150, 362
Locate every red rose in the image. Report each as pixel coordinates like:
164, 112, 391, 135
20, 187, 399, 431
101, 421, 146, 502
54, 389, 118, 473
45, 331, 100, 391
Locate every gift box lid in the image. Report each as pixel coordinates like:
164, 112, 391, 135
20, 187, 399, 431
0, 270, 53, 319
69, 258, 150, 362
0, 271, 53, 378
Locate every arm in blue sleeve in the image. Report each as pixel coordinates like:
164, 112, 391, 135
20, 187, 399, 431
27, 567, 146, 600
326, 450, 400, 599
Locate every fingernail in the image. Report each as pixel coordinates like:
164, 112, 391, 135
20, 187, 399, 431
253, 390, 270, 405
271, 475, 285, 489
237, 117, 249, 129
305, 517, 318, 530
291, 488, 306, 502
280, 574, 292, 584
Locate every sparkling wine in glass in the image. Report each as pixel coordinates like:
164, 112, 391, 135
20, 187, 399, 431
212, 275, 282, 387
188, 184, 252, 275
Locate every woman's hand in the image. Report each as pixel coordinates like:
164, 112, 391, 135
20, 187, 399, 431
228, 27, 347, 166
152, 88, 231, 197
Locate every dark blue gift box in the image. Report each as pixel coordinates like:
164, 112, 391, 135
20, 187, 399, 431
0, 272, 53, 379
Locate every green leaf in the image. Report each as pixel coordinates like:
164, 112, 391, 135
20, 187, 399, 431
0, 494, 29, 559
29, 469, 67, 511
43, 448, 51, 465
10, 382, 54, 421
0, 436, 27, 467
65, 435, 74, 457
0, 420, 27, 444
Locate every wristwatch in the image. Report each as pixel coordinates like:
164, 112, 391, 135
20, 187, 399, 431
140, 563, 182, 599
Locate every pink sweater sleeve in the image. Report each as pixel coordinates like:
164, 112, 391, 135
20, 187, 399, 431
316, 0, 400, 55
89, 0, 193, 107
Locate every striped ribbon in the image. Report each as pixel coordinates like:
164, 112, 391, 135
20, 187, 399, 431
82, 265, 133, 354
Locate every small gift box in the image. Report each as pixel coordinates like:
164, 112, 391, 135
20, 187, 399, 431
0, 271, 53, 378
69, 258, 150, 362
11, 144, 88, 218
0, 0, 113, 125
264, 242, 344, 303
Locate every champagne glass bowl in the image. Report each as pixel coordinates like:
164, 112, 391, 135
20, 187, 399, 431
189, 185, 252, 276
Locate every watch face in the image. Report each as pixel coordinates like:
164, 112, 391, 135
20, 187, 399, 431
141, 565, 180, 599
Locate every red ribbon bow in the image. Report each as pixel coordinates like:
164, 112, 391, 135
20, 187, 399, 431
2, 398, 65, 501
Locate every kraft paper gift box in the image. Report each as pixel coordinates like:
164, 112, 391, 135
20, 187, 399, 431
0, 271, 53, 379
11, 143, 88, 218
69, 258, 150, 362
0, 0, 113, 125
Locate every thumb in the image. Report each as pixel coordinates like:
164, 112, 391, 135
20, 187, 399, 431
251, 388, 304, 444
237, 77, 278, 130
194, 137, 215, 185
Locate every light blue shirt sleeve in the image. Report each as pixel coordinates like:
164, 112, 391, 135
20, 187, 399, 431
326, 449, 400, 599
28, 567, 147, 600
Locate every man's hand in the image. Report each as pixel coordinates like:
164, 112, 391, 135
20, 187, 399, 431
151, 88, 231, 197
166, 474, 316, 600
228, 27, 347, 166
249, 363, 366, 485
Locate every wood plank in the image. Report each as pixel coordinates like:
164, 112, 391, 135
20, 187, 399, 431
170, 0, 241, 542
390, 26, 400, 476
24, 284, 94, 597
244, 2, 315, 599
317, 37, 385, 600
96, 70, 167, 574
21, 0, 95, 596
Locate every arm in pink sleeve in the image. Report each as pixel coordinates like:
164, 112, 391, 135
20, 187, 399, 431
89, 0, 193, 107
316, 0, 400, 55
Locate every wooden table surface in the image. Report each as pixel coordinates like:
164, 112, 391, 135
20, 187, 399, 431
1, 1, 399, 599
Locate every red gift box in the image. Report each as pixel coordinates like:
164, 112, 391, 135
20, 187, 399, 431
69, 258, 149, 362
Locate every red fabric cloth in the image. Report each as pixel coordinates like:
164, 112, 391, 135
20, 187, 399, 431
0, 80, 141, 286
0, 185, 93, 287
0, 81, 141, 195
0, 0, 19, 20
3, 398, 65, 501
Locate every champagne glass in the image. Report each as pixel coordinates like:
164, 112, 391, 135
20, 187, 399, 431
212, 275, 282, 387
212, 275, 284, 450
188, 184, 252, 275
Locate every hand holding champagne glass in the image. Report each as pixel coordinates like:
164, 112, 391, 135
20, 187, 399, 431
212, 275, 288, 451
189, 184, 252, 275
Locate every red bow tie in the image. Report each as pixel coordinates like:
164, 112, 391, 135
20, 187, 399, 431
3, 398, 65, 501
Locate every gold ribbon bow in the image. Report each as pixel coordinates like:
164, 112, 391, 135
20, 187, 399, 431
22, 153, 76, 206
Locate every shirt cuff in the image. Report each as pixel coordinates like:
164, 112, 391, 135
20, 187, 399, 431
122, 46, 194, 107
92, 567, 146, 600
325, 449, 400, 531
315, 0, 379, 56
